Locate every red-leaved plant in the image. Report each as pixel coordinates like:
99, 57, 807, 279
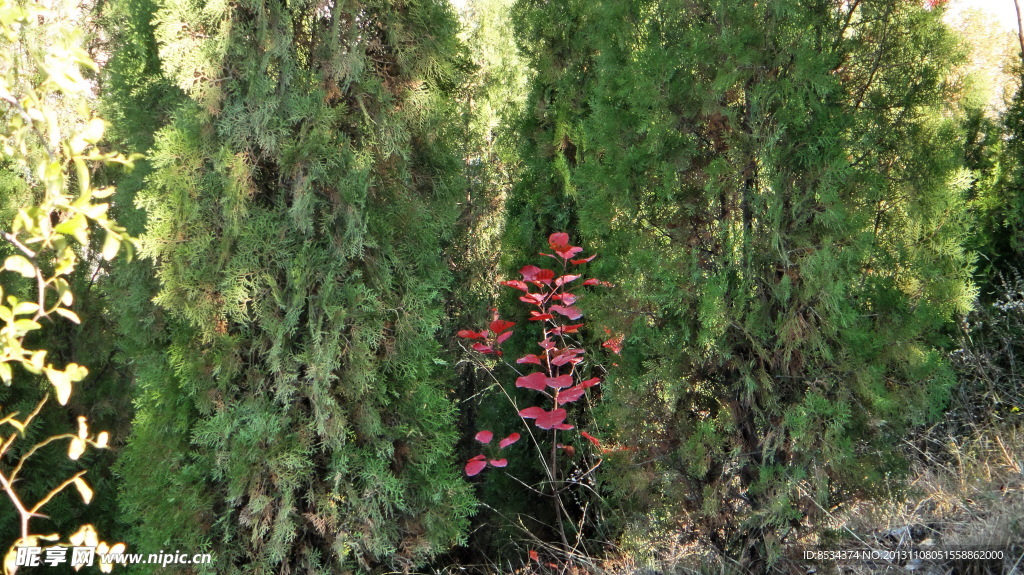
458, 233, 621, 551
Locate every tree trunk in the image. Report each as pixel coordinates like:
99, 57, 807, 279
1014, 0, 1024, 64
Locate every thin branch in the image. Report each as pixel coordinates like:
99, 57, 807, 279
1015, 0, 1024, 64
11, 433, 77, 481
0, 432, 17, 459
0, 468, 32, 539
28, 470, 87, 516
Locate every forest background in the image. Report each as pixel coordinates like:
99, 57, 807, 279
0, 0, 1023, 573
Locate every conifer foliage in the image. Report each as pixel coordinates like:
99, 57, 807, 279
509, 0, 976, 566
114, 0, 475, 571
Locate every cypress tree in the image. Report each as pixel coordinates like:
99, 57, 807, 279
110, 0, 476, 571
508, 0, 976, 566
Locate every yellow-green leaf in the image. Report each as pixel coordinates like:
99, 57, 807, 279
95, 431, 109, 448
0, 362, 11, 385
75, 157, 89, 195
3, 542, 18, 575
68, 524, 98, 548
81, 118, 105, 143
44, 367, 72, 405
13, 318, 42, 332
66, 362, 88, 382
101, 231, 120, 261
68, 436, 86, 460
55, 278, 73, 306
73, 476, 93, 504
12, 301, 39, 316
4, 254, 35, 278
55, 307, 80, 324
54, 213, 86, 235
28, 350, 46, 372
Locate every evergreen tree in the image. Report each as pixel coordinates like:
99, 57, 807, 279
508, 0, 976, 567
975, 80, 1024, 273
109, 0, 476, 571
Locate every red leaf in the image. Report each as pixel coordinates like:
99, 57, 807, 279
499, 433, 521, 448
501, 280, 529, 292
519, 406, 547, 419
465, 455, 487, 476
520, 265, 542, 281
529, 550, 539, 562
548, 232, 570, 248
533, 269, 555, 285
490, 320, 515, 334
555, 274, 581, 287
488, 458, 508, 468
557, 385, 586, 403
475, 430, 493, 444
583, 278, 599, 286
550, 305, 583, 320
472, 343, 494, 354
559, 247, 584, 259
523, 265, 556, 285
548, 233, 584, 259
551, 348, 584, 366
538, 338, 556, 350
580, 377, 601, 388
554, 423, 574, 430
550, 323, 583, 335
516, 372, 548, 391
570, 254, 597, 264
559, 293, 577, 305
535, 408, 568, 429
517, 354, 543, 365
528, 312, 554, 321
457, 330, 487, 340
496, 330, 514, 344
603, 334, 624, 354
580, 431, 601, 447
549, 354, 580, 367
547, 374, 573, 388
519, 293, 545, 305
557, 444, 576, 457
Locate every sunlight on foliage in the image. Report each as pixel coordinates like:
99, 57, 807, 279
0, 0, 137, 571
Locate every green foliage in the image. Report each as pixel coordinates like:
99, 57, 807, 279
969, 80, 1024, 278
0, 0, 137, 570
108, 0, 477, 571
506, 0, 977, 567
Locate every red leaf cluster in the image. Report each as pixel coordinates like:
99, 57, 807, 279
519, 406, 572, 430
461, 233, 620, 478
465, 430, 521, 476
547, 233, 584, 260
457, 319, 516, 356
